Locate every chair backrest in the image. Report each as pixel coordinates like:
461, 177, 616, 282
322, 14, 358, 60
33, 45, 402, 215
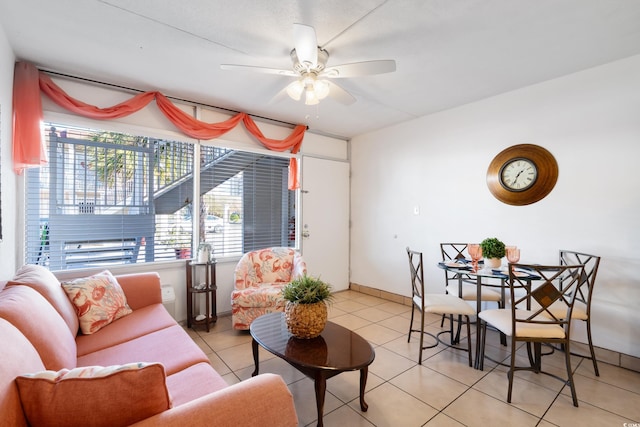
407, 247, 425, 304
234, 247, 307, 290
440, 243, 474, 289
508, 263, 586, 333
559, 250, 600, 314
440, 243, 468, 262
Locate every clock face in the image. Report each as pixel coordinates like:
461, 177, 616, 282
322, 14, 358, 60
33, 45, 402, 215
499, 158, 538, 192
487, 144, 558, 205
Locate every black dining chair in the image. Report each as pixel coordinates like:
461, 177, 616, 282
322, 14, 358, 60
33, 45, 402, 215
439, 243, 503, 342
478, 262, 586, 407
556, 250, 601, 376
440, 243, 503, 311
407, 247, 475, 366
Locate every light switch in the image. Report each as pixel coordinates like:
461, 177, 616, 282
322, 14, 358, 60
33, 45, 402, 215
413, 206, 420, 215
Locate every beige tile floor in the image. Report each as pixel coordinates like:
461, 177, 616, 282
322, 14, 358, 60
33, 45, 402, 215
185, 290, 640, 427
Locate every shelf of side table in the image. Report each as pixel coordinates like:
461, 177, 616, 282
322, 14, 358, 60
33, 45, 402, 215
186, 259, 217, 332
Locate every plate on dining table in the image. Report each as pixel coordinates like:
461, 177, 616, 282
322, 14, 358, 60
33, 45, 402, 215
445, 261, 471, 269
493, 269, 530, 277
513, 270, 532, 277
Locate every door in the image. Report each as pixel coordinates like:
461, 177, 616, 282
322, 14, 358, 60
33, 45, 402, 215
301, 156, 350, 291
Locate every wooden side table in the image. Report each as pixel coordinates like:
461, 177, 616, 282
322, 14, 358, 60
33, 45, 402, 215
250, 313, 375, 427
185, 259, 217, 331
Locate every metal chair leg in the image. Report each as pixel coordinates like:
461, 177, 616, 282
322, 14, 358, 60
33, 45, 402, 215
418, 310, 425, 364
586, 320, 600, 376
478, 320, 487, 371
465, 315, 472, 367
507, 338, 517, 403
407, 305, 415, 343
527, 342, 536, 371
564, 340, 579, 407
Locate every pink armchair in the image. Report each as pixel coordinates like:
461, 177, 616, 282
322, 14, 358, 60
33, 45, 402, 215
231, 247, 307, 330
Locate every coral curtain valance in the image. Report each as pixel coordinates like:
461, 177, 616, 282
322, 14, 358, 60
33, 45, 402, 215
12, 62, 47, 172
12, 61, 305, 189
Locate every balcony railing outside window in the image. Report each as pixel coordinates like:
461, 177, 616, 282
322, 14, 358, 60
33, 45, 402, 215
25, 124, 296, 270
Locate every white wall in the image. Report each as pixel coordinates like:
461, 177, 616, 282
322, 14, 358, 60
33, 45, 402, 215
350, 54, 640, 358
0, 25, 17, 280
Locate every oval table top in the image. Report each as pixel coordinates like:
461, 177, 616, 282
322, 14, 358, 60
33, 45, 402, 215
250, 312, 375, 372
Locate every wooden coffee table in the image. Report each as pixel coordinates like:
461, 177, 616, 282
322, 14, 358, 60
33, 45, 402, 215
250, 312, 375, 427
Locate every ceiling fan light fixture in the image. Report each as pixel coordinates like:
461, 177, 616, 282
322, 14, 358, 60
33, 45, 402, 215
304, 85, 319, 105
288, 72, 329, 105
286, 80, 304, 101
313, 79, 330, 100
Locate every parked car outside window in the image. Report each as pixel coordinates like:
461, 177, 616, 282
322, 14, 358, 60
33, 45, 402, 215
206, 215, 224, 233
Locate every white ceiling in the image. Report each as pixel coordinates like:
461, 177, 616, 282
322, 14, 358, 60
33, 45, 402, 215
1, 0, 640, 139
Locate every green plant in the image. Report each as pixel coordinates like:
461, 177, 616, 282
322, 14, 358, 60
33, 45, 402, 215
229, 212, 241, 223
159, 225, 189, 248
480, 237, 506, 259
198, 242, 212, 251
197, 242, 212, 261
282, 275, 333, 305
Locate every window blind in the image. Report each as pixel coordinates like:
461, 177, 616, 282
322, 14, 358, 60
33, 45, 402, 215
25, 123, 295, 270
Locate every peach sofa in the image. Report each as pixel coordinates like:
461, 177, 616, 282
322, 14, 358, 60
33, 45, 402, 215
0, 266, 298, 427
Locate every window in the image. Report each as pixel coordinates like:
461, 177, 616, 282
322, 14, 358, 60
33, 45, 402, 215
25, 123, 296, 270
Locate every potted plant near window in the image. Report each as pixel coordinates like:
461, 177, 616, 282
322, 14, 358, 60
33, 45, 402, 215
161, 226, 191, 259
196, 242, 212, 263
229, 212, 241, 223
282, 275, 333, 339
479, 237, 506, 269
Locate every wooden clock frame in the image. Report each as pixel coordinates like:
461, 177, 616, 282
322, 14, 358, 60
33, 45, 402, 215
486, 144, 558, 206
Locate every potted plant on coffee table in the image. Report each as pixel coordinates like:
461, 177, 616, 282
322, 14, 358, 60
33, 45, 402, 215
480, 237, 506, 269
281, 275, 333, 339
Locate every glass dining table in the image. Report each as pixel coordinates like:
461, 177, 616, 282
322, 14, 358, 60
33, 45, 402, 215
437, 260, 540, 369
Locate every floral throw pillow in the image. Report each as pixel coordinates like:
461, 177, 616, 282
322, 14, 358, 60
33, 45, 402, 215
62, 270, 132, 334
15, 362, 171, 427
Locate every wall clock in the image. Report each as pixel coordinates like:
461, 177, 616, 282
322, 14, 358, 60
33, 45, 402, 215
486, 144, 558, 206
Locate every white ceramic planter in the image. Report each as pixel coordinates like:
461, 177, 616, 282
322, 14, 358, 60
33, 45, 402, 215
197, 246, 211, 263
484, 257, 502, 269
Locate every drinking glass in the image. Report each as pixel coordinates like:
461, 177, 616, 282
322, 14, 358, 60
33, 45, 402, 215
468, 243, 482, 272
506, 247, 520, 273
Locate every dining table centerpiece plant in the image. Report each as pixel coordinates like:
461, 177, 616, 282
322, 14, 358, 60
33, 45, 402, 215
480, 237, 506, 269
282, 274, 333, 339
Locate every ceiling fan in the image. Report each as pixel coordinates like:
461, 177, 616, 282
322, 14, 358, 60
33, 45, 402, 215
220, 23, 396, 105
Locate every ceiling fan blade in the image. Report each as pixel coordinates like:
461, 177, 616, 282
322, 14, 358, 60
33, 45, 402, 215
268, 85, 291, 105
320, 60, 396, 78
327, 81, 356, 105
220, 64, 297, 77
293, 23, 317, 68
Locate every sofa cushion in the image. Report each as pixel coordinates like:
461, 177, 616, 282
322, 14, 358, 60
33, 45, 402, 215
15, 362, 171, 427
0, 286, 77, 370
77, 324, 209, 376
114, 272, 162, 310
76, 303, 176, 357
62, 270, 133, 335
8, 264, 79, 335
0, 318, 46, 427
165, 362, 229, 407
